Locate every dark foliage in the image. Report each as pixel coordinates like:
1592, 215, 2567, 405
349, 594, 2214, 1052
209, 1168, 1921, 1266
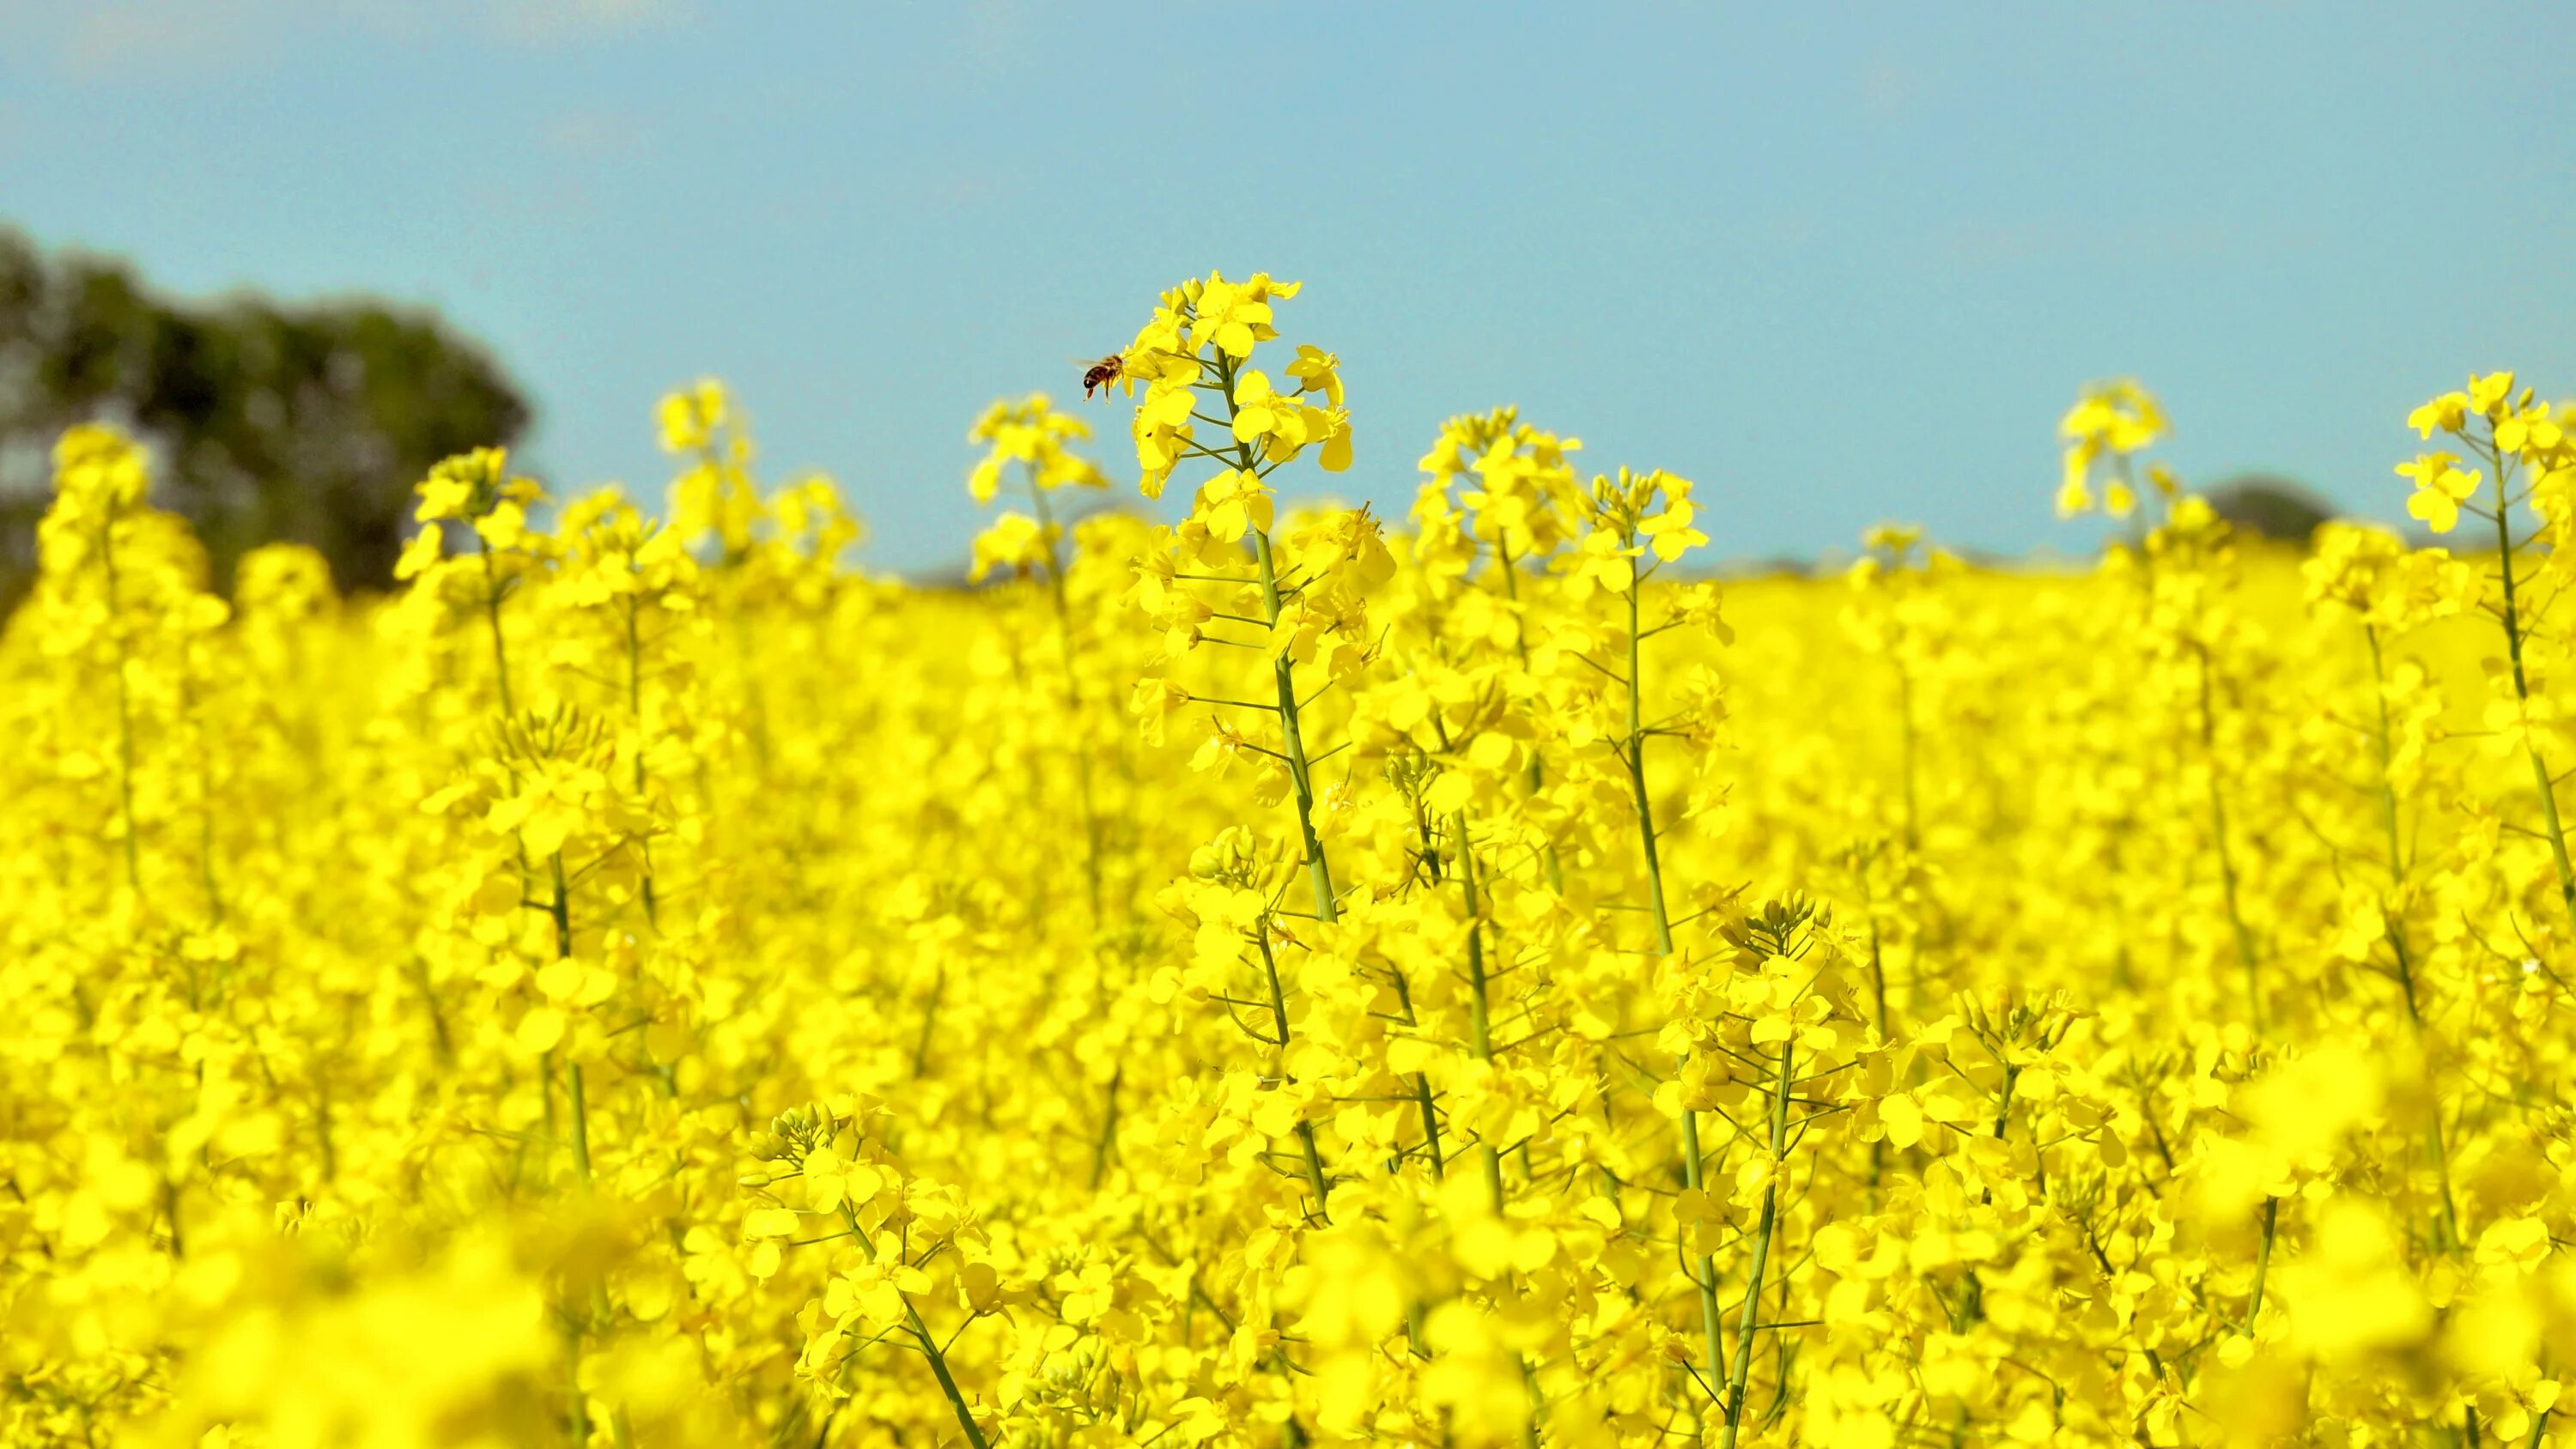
2203, 473, 2338, 545
0, 227, 530, 602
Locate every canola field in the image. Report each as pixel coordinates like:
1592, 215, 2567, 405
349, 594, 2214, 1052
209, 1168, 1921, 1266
5, 273, 2575, 1448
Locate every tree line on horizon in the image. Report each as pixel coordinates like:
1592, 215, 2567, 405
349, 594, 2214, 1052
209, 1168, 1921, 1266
0, 227, 2354, 612
0, 225, 530, 609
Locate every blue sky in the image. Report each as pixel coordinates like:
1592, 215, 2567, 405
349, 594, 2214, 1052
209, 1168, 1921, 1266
2, 1, 2570, 573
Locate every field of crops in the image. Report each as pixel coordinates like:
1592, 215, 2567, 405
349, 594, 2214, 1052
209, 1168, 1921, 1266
5, 272, 2574, 1448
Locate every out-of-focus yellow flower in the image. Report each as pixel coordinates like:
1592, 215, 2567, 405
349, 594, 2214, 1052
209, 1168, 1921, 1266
657, 376, 730, 453
2397, 451, 2480, 533
9, 310, 2576, 1449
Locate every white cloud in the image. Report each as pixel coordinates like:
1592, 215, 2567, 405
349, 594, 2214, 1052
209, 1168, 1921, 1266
541, 105, 644, 158
0, 0, 687, 82
484, 0, 682, 45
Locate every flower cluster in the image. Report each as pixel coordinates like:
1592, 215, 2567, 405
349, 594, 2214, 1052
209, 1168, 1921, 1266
2, 307, 2574, 1449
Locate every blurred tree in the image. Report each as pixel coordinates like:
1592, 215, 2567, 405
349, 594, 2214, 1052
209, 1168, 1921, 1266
2203, 472, 2337, 544
0, 227, 530, 603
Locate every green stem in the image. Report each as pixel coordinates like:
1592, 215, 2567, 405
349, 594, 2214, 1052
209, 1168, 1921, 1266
1456, 810, 1541, 1448
624, 596, 659, 929
2195, 645, 2260, 1028
183, 665, 223, 931
1897, 663, 1921, 854
1620, 548, 1722, 1420
1089, 1065, 1122, 1191
2364, 625, 2406, 888
1401, 792, 1450, 1180
562, 1312, 589, 1446
1669, 1112, 1731, 1431
1625, 564, 1674, 953
410, 956, 455, 1064
477, 532, 517, 716
539, 1048, 560, 1151
2364, 624, 2460, 1250
1214, 353, 1337, 924
1029, 477, 1106, 926
904, 1297, 990, 1449
836, 1204, 991, 1449
2243, 1194, 2280, 1334
1255, 929, 1331, 1217
1859, 865, 1893, 1046
549, 852, 592, 1188
1413, 1071, 1446, 1179
1495, 542, 1564, 893
1205, 352, 1339, 1223
316, 1077, 337, 1181
1455, 812, 1506, 1213
1255, 524, 1336, 924
548, 852, 574, 959
2486, 442, 2576, 930
568, 1063, 592, 1188
1865, 906, 1890, 1204
911, 967, 944, 1079
538, 843, 562, 1161
161, 1175, 185, 1259
1295, 1122, 1331, 1219
1717, 1040, 1795, 1449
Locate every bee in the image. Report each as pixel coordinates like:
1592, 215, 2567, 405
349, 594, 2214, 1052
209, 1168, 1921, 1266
1079, 354, 1125, 400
